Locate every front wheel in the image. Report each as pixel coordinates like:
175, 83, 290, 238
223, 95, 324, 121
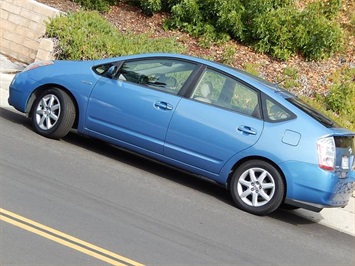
230, 160, 285, 215
31, 88, 76, 139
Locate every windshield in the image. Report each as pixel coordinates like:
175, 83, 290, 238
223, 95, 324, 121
287, 97, 338, 128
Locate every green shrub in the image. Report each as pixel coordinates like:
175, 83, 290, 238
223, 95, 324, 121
135, 0, 181, 14
139, 0, 162, 16
165, 0, 243, 44
251, 7, 297, 60
243, 63, 259, 76
306, 0, 342, 20
304, 66, 355, 132
73, 0, 116, 12
220, 44, 237, 65
240, 0, 293, 42
325, 67, 355, 125
296, 5, 344, 60
247, 2, 343, 60
161, 0, 344, 60
214, 0, 244, 39
279, 67, 299, 89
46, 11, 186, 60
302, 95, 355, 132
166, 0, 204, 37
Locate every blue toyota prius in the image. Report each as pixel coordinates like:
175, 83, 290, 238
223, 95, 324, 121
8, 53, 355, 215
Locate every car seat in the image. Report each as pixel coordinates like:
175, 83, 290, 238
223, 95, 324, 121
194, 82, 212, 103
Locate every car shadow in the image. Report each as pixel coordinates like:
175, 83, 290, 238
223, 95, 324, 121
0, 106, 327, 228
0, 107, 31, 129
62, 131, 322, 226
62, 130, 233, 204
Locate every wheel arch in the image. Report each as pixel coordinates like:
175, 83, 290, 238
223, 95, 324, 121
26, 84, 79, 128
226, 156, 288, 200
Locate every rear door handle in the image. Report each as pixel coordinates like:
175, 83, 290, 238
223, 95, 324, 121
237, 125, 257, 135
154, 101, 173, 110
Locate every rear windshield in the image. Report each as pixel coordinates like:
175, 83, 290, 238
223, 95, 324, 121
287, 97, 338, 128
334, 136, 355, 151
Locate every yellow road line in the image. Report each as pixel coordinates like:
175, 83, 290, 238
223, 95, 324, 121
0, 208, 145, 266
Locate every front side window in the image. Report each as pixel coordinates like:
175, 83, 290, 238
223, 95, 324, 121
115, 59, 197, 94
191, 68, 260, 118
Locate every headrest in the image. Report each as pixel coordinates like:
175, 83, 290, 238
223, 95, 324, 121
200, 83, 211, 97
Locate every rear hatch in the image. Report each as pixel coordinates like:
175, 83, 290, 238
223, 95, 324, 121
287, 97, 355, 174
317, 131, 355, 176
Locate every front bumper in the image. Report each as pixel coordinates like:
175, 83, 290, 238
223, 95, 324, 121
8, 72, 37, 113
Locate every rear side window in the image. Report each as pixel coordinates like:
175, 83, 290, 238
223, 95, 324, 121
191, 68, 260, 118
264, 98, 294, 122
334, 136, 355, 151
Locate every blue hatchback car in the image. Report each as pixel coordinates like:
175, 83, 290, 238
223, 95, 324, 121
8, 53, 355, 215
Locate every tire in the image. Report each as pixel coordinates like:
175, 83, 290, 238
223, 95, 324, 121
31, 88, 76, 139
230, 160, 285, 215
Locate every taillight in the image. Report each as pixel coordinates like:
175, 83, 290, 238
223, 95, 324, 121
317, 137, 335, 171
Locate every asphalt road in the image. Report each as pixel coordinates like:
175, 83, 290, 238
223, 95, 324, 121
1, 94, 354, 265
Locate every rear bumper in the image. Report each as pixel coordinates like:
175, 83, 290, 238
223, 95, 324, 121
281, 161, 355, 211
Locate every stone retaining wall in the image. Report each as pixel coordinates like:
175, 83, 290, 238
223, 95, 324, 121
0, 0, 60, 64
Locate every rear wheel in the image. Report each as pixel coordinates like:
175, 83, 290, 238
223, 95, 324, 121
31, 88, 76, 139
230, 160, 284, 215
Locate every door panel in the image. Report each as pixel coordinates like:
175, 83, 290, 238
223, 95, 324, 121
86, 78, 181, 154
164, 99, 264, 174
165, 66, 265, 174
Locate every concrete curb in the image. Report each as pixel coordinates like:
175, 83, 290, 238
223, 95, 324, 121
0, 54, 25, 74
0, 54, 354, 236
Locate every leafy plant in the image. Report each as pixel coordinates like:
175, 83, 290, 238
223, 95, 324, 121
296, 4, 344, 60
325, 66, 355, 125
166, 0, 204, 37
73, 0, 116, 12
135, 0, 182, 14
302, 66, 355, 132
306, 0, 342, 20
46, 11, 186, 60
243, 63, 259, 76
251, 7, 297, 60
161, 0, 344, 60
139, 0, 162, 16
240, 0, 294, 42
220, 44, 237, 65
278, 67, 299, 90
214, 0, 244, 39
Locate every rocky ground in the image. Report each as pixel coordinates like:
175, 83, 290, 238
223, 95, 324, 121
37, 0, 354, 97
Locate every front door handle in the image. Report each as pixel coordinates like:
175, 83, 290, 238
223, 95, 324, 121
154, 101, 173, 110
237, 125, 257, 135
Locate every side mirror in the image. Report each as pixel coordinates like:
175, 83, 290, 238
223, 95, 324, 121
106, 65, 118, 78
